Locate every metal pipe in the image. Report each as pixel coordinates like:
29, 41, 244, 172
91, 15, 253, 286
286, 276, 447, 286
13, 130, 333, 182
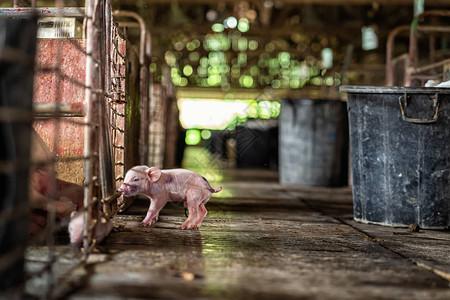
416, 25, 450, 33
98, 0, 117, 217
112, 10, 148, 65
115, 21, 140, 28
417, 10, 450, 19
412, 58, 450, 74
385, 25, 409, 86
0, 7, 85, 17
105, 2, 112, 97
32, 102, 85, 117
83, 0, 97, 259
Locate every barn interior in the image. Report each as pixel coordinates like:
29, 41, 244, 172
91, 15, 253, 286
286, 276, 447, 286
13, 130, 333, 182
1, 0, 450, 299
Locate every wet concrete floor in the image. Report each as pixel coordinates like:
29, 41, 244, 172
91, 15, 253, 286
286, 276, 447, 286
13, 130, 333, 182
49, 169, 450, 299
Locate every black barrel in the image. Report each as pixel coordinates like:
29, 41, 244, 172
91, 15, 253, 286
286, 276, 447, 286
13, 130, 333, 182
236, 122, 278, 170
341, 86, 450, 229
279, 98, 348, 186
0, 17, 37, 297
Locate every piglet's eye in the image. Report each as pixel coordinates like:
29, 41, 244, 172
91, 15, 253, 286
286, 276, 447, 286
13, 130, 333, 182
134, 178, 139, 182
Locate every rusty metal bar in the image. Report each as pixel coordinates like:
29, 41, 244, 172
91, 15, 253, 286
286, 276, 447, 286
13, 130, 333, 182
97, 0, 117, 222
32, 102, 85, 117
385, 25, 409, 86
115, 21, 140, 28
105, 2, 112, 100
415, 25, 450, 33
83, 0, 100, 259
0, 7, 85, 17
412, 58, 450, 74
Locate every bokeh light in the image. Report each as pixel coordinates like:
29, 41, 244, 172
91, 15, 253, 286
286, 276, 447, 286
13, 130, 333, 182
201, 130, 212, 140
165, 22, 338, 90
224, 17, 238, 29
238, 18, 250, 32
183, 65, 193, 76
212, 23, 224, 33
248, 40, 258, 51
185, 129, 202, 145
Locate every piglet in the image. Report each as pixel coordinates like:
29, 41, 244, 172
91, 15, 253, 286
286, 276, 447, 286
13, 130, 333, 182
68, 210, 113, 247
118, 166, 222, 230
29, 130, 84, 236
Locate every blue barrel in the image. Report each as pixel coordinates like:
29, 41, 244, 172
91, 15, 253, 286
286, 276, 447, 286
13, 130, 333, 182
279, 98, 348, 187
341, 86, 450, 229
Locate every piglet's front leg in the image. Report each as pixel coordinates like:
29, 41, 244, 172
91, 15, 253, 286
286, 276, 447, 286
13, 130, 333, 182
140, 198, 167, 227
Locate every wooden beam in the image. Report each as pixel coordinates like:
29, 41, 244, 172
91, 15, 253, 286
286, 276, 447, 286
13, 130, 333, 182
113, 0, 450, 6
175, 86, 345, 100
148, 24, 364, 38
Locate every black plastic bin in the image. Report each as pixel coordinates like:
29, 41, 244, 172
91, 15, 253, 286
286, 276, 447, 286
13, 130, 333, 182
236, 123, 278, 170
341, 86, 450, 229
279, 98, 348, 186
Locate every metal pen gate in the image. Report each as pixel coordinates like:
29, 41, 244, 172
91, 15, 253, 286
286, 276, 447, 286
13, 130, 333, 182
0, 1, 150, 298
386, 10, 450, 86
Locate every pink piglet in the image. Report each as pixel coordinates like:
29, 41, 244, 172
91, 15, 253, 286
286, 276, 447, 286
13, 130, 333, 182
118, 165, 222, 230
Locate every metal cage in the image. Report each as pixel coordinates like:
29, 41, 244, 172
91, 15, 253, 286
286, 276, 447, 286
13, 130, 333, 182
0, 1, 151, 297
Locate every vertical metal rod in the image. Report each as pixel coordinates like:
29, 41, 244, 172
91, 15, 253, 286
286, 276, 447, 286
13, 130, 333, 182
429, 33, 435, 64
105, 1, 112, 96
385, 25, 409, 86
83, 0, 96, 260
45, 0, 65, 295
99, 0, 116, 204
406, 21, 419, 86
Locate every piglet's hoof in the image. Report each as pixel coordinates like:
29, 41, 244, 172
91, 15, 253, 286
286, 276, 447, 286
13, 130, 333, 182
178, 224, 200, 230
139, 222, 150, 227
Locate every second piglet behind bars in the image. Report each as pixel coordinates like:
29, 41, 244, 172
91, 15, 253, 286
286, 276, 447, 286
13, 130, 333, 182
118, 166, 222, 230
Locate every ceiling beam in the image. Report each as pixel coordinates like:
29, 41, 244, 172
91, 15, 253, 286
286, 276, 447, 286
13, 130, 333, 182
147, 24, 366, 39
114, 0, 450, 6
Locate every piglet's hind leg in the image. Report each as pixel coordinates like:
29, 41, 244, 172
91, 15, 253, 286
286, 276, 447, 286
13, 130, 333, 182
179, 190, 211, 229
178, 190, 205, 230
178, 204, 199, 230
192, 204, 208, 229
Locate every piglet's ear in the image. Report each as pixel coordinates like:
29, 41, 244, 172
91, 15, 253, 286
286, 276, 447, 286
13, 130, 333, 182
148, 167, 161, 182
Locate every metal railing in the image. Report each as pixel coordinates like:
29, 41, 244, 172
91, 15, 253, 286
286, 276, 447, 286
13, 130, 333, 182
386, 10, 450, 86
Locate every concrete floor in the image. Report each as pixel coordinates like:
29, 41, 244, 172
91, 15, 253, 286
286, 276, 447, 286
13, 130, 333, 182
30, 167, 447, 300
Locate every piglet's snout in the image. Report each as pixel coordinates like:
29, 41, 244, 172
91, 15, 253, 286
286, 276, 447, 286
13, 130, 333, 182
118, 182, 135, 195
117, 185, 126, 194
